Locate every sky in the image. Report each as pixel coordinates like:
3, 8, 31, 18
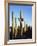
9, 5, 32, 27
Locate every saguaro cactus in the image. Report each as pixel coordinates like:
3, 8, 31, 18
12, 12, 15, 37
19, 10, 24, 36
15, 17, 17, 38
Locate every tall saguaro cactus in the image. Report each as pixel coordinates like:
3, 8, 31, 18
12, 12, 15, 36
19, 10, 24, 36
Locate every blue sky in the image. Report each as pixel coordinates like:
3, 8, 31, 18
9, 5, 32, 26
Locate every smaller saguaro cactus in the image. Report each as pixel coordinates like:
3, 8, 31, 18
14, 17, 17, 38
25, 24, 28, 32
